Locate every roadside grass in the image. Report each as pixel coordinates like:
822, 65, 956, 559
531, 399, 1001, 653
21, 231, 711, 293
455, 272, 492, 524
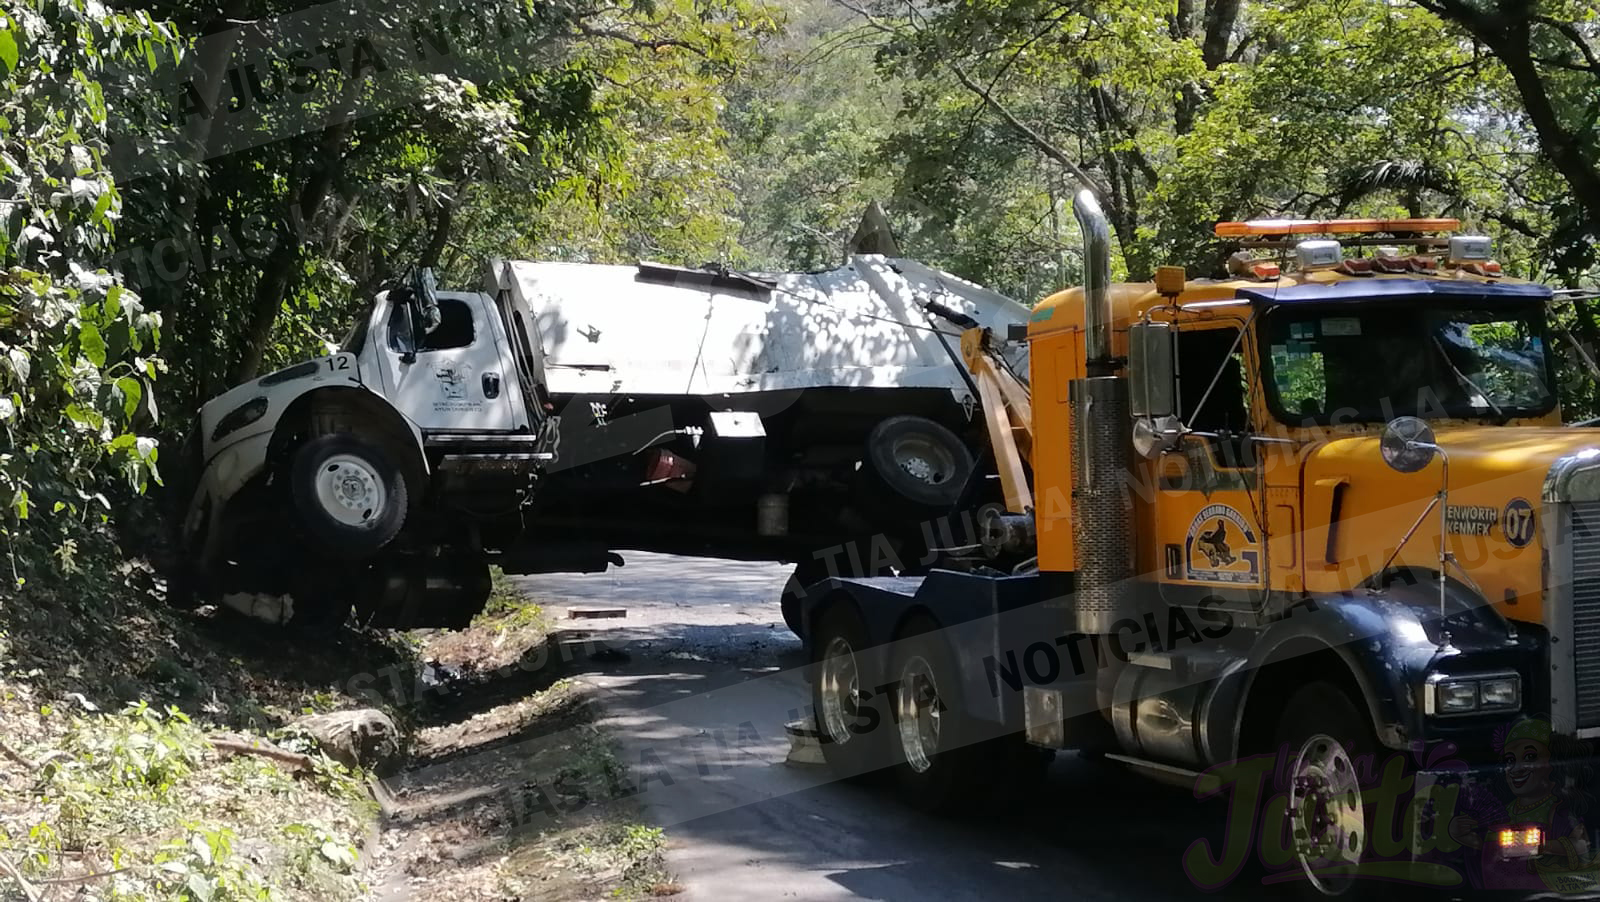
0, 558, 662, 901
0, 558, 416, 900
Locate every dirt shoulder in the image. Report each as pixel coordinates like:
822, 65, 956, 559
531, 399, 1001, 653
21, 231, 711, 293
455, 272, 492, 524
366, 572, 679, 901
0, 565, 671, 901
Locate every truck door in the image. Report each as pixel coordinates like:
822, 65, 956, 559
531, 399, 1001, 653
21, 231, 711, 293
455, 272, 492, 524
1148, 322, 1269, 610
375, 293, 523, 433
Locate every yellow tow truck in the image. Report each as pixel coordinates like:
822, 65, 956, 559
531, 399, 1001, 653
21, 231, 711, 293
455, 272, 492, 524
798, 190, 1600, 894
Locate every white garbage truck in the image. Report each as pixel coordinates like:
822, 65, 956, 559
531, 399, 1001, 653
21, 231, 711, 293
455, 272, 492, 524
171, 257, 1033, 630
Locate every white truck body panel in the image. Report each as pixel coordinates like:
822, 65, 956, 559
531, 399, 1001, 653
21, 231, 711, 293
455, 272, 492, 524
369, 291, 531, 433
496, 256, 1031, 401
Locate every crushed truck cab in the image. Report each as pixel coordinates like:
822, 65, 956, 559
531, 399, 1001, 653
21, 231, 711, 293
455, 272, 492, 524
176, 268, 559, 628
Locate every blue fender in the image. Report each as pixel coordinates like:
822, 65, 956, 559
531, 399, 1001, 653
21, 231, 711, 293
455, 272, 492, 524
1241, 583, 1539, 753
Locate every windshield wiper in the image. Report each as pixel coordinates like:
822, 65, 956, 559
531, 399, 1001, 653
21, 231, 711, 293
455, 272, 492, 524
1432, 335, 1503, 416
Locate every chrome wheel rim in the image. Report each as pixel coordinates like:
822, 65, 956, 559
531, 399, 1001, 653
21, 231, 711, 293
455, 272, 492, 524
819, 636, 860, 746
891, 435, 955, 486
897, 654, 941, 773
314, 454, 386, 527
1287, 732, 1365, 894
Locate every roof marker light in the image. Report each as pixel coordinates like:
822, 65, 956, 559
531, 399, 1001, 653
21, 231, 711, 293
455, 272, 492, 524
1447, 235, 1493, 265
1225, 252, 1281, 281
1215, 218, 1461, 237
1296, 240, 1342, 271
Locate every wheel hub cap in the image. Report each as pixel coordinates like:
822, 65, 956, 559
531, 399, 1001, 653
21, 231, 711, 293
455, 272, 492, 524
1287, 733, 1365, 893
819, 636, 861, 746
896, 655, 941, 773
892, 436, 955, 486
315, 454, 386, 527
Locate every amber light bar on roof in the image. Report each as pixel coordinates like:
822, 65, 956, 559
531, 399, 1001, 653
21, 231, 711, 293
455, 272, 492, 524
1215, 218, 1461, 237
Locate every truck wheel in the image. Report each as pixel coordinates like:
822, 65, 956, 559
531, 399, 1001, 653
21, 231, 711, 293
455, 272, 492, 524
862, 416, 974, 513
889, 615, 991, 811
780, 559, 829, 639
1270, 683, 1382, 897
812, 604, 892, 780
287, 561, 357, 631
290, 434, 408, 559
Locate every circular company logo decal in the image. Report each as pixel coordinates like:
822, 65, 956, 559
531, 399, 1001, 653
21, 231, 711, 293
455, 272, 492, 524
1503, 497, 1536, 548
1184, 504, 1261, 585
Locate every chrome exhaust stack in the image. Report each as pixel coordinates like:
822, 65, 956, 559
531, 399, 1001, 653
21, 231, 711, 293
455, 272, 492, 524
1076, 190, 1115, 376
1068, 190, 1137, 637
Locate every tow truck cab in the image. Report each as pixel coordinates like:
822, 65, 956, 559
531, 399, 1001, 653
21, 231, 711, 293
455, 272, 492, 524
802, 197, 1600, 891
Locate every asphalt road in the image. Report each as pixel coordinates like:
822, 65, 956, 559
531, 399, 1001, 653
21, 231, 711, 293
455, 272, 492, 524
515, 553, 1520, 902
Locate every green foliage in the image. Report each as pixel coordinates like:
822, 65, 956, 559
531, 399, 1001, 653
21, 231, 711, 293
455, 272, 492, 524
5, 700, 371, 901
0, 0, 167, 587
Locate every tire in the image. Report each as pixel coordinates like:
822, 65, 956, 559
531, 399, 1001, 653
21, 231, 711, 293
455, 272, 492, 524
888, 615, 999, 811
1268, 682, 1391, 898
812, 603, 894, 780
287, 561, 357, 631
781, 559, 831, 639
861, 416, 974, 513
290, 433, 408, 559
161, 429, 206, 610
443, 558, 492, 630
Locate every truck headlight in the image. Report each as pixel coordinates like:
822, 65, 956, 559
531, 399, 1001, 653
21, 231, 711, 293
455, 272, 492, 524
1480, 677, 1521, 710
1426, 672, 1520, 716
211, 396, 269, 442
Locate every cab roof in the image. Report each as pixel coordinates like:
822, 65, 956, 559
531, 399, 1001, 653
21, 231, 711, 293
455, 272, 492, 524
1028, 271, 1549, 339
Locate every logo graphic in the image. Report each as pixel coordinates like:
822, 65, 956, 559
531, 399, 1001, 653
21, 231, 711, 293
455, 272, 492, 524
1449, 716, 1600, 892
1184, 504, 1260, 584
435, 361, 473, 401
1445, 504, 1499, 536
1503, 498, 1536, 548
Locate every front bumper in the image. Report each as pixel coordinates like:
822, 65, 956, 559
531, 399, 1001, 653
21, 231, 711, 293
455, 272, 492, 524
1409, 756, 1600, 893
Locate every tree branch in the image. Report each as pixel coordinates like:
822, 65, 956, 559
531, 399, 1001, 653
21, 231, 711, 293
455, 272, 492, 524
573, 23, 707, 56
0, 854, 39, 902
832, 0, 1108, 197
209, 735, 315, 773
1531, 15, 1600, 75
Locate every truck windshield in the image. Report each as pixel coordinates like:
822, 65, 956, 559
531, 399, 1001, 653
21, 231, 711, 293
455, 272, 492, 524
1263, 303, 1554, 424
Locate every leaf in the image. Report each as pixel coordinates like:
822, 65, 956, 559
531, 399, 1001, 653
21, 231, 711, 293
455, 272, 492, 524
11, 488, 27, 520
190, 832, 213, 867
186, 873, 214, 902
79, 322, 106, 367
114, 376, 141, 418
91, 189, 113, 224
0, 31, 16, 75
320, 840, 356, 869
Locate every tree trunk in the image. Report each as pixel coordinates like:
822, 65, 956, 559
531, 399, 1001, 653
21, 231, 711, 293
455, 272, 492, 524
1422, 0, 1600, 223
231, 123, 349, 383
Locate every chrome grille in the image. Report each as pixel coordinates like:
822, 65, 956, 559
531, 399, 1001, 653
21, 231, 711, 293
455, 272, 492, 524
1570, 502, 1600, 729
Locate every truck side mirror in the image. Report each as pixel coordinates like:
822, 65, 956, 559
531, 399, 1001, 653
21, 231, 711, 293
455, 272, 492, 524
1129, 321, 1181, 458
1380, 416, 1438, 473
412, 267, 442, 335
1129, 321, 1176, 418
395, 299, 419, 365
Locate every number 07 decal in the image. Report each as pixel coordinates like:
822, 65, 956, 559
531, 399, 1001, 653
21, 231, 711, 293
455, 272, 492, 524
1503, 498, 1536, 548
